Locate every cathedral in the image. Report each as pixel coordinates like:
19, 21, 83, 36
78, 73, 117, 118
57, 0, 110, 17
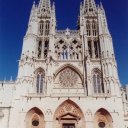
0, 0, 128, 128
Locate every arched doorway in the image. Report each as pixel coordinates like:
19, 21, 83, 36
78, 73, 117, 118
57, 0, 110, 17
94, 108, 113, 128
54, 100, 85, 128
25, 107, 45, 128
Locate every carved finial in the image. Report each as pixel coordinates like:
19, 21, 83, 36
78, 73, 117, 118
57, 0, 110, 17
100, 2, 105, 12
10, 76, 13, 81
33, 1, 35, 5
4, 77, 6, 83
32, 1, 36, 10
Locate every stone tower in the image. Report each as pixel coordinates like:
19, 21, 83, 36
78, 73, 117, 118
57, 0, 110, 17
17, 0, 120, 98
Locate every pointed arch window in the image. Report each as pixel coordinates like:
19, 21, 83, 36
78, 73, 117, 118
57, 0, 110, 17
37, 41, 42, 59
88, 40, 92, 58
39, 21, 44, 36
93, 70, 104, 94
36, 70, 45, 94
86, 21, 91, 36
45, 20, 50, 36
94, 40, 101, 58
92, 21, 97, 36
44, 40, 49, 58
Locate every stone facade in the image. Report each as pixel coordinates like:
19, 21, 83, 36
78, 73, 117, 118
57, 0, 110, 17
0, 0, 128, 128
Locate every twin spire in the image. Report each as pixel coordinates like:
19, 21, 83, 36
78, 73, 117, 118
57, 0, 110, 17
37, 0, 97, 15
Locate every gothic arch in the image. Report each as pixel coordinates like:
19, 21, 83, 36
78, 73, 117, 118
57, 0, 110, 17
54, 100, 84, 119
94, 108, 113, 128
53, 100, 85, 128
39, 20, 44, 36
86, 20, 91, 36
92, 68, 101, 75
34, 67, 45, 74
34, 68, 45, 93
53, 64, 83, 81
91, 68, 104, 94
25, 107, 45, 128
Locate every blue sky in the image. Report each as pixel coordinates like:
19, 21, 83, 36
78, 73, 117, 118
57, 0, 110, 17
0, 0, 128, 85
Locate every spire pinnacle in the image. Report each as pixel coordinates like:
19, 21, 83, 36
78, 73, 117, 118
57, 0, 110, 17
52, 2, 56, 17
84, 0, 97, 14
10, 76, 13, 81
38, 0, 51, 17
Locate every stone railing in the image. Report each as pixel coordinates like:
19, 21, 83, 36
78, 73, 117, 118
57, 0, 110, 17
56, 29, 79, 37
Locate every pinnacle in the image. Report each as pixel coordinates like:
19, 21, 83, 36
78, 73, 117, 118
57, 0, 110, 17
38, 0, 51, 11
84, 0, 97, 14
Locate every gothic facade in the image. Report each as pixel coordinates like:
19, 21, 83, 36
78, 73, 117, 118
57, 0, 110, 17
0, 0, 128, 128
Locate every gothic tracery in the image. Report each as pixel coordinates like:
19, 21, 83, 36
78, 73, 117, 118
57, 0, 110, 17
55, 100, 83, 119
55, 39, 82, 60
59, 68, 78, 88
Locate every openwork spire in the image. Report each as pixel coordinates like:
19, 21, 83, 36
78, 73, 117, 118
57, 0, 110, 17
38, 0, 51, 17
84, 0, 97, 14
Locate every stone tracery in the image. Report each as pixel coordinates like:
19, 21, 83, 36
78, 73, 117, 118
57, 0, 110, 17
59, 68, 78, 88
54, 100, 84, 119
55, 39, 82, 60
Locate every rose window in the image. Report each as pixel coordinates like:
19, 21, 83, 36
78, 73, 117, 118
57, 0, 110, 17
59, 68, 78, 87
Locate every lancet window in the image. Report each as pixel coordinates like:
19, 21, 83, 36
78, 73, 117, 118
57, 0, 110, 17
94, 40, 101, 58
44, 40, 49, 58
92, 21, 97, 36
36, 70, 45, 94
86, 20, 98, 37
39, 21, 44, 36
88, 40, 92, 58
45, 20, 50, 36
39, 20, 50, 36
86, 21, 91, 36
37, 40, 49, 59
93, 70, 104, 94
87, 39, 101, 58
37, 41, 42, 59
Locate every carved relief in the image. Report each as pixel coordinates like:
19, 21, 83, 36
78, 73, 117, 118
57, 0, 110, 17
54, 100, 85, 128
85, 109, 92, 121
45, 109, 52, 115
59, 68, 78, 88
55, 100, 83, 118
85, 109, 92, 116
47, 76, 53, 84
94, 109, 113, 128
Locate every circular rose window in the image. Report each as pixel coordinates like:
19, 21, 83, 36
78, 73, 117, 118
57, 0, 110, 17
32, 120, 39, 126
59, 68, 78, 88
98, 122, 105, 128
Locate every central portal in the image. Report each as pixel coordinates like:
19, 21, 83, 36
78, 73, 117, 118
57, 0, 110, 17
54, 100, 85, 128
63, 124, 75, 128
